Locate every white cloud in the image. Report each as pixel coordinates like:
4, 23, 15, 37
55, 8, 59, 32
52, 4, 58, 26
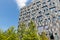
16, 0, 28, 9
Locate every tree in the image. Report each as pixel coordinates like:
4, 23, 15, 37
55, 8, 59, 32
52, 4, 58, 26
18, 22, 26, 40
41, 32, 49, 40
0, 26, 19, 40
21, 21, 42, 40
0, 29, 6, 40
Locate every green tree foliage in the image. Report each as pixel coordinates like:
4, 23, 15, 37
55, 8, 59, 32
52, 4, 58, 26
41, 32, 49, 40
0, 26, 19, 40
0, 20, 49, 40
22, 21, 40, 40
18, 20, 49, 40
18, 22, 26, 40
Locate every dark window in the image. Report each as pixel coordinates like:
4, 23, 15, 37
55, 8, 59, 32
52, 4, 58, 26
26, 15, 30, 18
42, 2, 46, 4
39, 4, 41, 5
19, 18, 21, 20
21, 8, 23, 10
40, 20, 43, 22
28, 12, 30, 13
45, 19, 47, 21
33, 3, 35, 5
28, 9, 30, 11
31, 7, 34, 9
53, 16, 56, 18
58, 10, 60, 12
32, 14, 34, 16
45, 13, 49, 15
36, 8, 39, 10
39, 11, 41, 14
46, 8, 48, 11
49, 6, 56, 10
52, 16, 56, 20
32, 9, 35, 12
53, 2, 55, 4
37, 15, 42, 18
49, 3, 51, 5
49, 2, 55, 6
55, 11, 57, 13
58, 15, 60, 19
27, 11, 30, 13
44, 10, 45, 12
22, 17, 24, 19
42, 5, 47, 8
58, 15, 60, 17
47, 0, 51, 2
44, 8, 48, 12
37, 5, 39, 7
36, 1, 40, 4
32, 17, 35, 20
23, 13, 26, 15
48, 18, 50, 20
59, 0, 60, 2
21, 11, 22, 13
25, 20, 27, 21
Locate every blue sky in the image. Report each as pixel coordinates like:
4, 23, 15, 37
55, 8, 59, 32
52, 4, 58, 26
0, 0, 32, 31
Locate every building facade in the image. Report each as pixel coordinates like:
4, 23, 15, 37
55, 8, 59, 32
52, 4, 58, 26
19, 0, 60, 37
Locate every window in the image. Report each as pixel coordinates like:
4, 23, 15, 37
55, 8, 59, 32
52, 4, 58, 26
32, 14, 34, 16
41, 20, 43, 22
44, 10, 45, 12
47, 0, 51, 2
32, 9, 36, 12
19, 18, 21, 20
43, 8, 48, 12
37, 15, 42, 18
27, 11, 30, 14
23, 13, 26, 15
22, 17, 24, 19
58, 10, 60, 12
49, 6, 56, 10
21, 8, 23, 10
53, 2, 55, 4
39, 11, 42, 14
25, 20, 27, 21
52, 16, 56, 21
58, 15, 60, 17
58, 15, 60, 19
36, 8, 39, 10
49, 3, 51, 5
53, 16, 56, 19
21, 11, 22, 13
42, 2, 46, 4
45, 19, 47, 20
37, 5, 39, 7
55, 11, 57, 13
49, 2, 55, 6
45, 19, 47, 22
45, 13, 49, 15
26, 15, 30, 18
36, 1, 40, 4
59, 0, 60, 2
33, 3, 35, 5
28, 9, 30, 11
48, 18, 50, 20
32, 17, 35, 20
46, 8, 48, 11
42, 5, 47, 8
31, 7, 34, 9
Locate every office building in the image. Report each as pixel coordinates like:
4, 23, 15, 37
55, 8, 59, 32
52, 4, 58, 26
19, 0, 60, 36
